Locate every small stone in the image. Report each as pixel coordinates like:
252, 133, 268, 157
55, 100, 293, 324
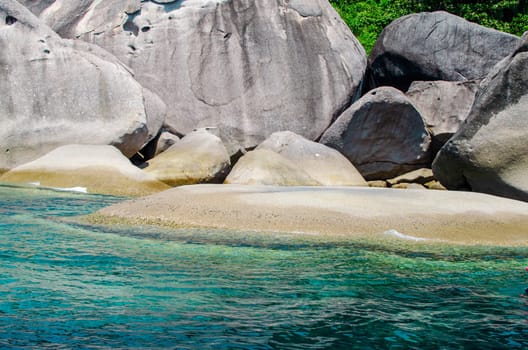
424, 181, 447, 191
391, 183, 426, 190
387, 168, 434, 186
368, 180, 388, 188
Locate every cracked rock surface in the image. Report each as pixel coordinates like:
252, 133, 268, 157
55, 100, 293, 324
367, 11, 520, 91
29, 0, 367, 149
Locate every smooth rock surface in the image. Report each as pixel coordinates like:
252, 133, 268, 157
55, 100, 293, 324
92, 184, 528, 246
142, 88, 167, 145
367, 11, 519, 91
145, 129, 231, 186
17, 0, 56, 16
320, 87, 432, 180
257, 131, 367, 186
433, 32, 528, 202
225, 149, 320, 186
0, 0, 159, 170
35, 0, 367, 149
406, 80, 477, 151
0, 145, 169, 196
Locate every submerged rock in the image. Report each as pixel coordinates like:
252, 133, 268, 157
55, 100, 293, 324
320, 87, 431, 180
0, 145, 170, 196
145, 129, 231, 186
93, 184, 528, 246
224, 149, 320, 186
32, 0, 367, 149
433, 32, 528, 202
257, 131, 367, 186
0, 0, 162, 171
367, 11, 519, 91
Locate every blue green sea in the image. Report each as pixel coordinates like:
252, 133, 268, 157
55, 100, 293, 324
1, 184, 528, 349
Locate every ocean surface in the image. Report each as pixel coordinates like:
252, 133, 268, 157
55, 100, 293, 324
1, 184, 528, 349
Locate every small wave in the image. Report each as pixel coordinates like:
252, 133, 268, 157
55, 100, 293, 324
26, 181, 89, 194
51, 186, 88, 194
27, 181, 88, 193
383, 229, 427, 241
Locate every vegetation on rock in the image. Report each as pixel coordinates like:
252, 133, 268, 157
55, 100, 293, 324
330, 0, 528, 52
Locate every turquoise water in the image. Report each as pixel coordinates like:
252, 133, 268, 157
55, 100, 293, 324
1, 185, 528, 349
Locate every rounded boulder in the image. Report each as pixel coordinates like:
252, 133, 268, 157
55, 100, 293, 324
257, 131, 367, 186
320, 87, 432, 180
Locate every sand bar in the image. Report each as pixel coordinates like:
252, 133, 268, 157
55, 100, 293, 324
89, 185, 528, 246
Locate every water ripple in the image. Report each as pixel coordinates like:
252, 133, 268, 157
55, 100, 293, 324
1, 185, 528, 349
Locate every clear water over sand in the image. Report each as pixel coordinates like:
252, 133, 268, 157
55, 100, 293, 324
1, 185, 527, 349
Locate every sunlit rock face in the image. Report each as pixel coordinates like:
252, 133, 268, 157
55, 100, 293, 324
433, 32, 528, 202
0, 0, 162, 170
28, 0, 367, 149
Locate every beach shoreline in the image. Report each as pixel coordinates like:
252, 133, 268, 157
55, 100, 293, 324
86, 184, 528, 247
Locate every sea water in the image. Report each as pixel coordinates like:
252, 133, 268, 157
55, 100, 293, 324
1, 184, 527, 349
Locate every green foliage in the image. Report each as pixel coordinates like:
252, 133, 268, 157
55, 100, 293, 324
330, 0, 528, 53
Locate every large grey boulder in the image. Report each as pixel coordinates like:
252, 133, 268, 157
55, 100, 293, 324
367, 11, 519, 91
432, 32, 528, 202
320, 87, 432, 180
145, 129, 231, 186
0, 144, 170, 196
406, 80, 478, 152
257, 131, 367, 186
0, 0, 163, 171
32, 0, 367, 149
224, 149, 320, 186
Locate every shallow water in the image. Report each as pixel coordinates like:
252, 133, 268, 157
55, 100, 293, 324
1, 185, 528, 349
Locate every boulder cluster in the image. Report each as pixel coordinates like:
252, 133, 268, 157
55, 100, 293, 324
0, 0, 526, 201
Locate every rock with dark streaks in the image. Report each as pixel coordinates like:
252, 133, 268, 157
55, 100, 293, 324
433, 32, 528, 202
367, 11, 519, 91
321, 87, 431, 180
28, 0, 367, 149
0, 0, 162, 170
